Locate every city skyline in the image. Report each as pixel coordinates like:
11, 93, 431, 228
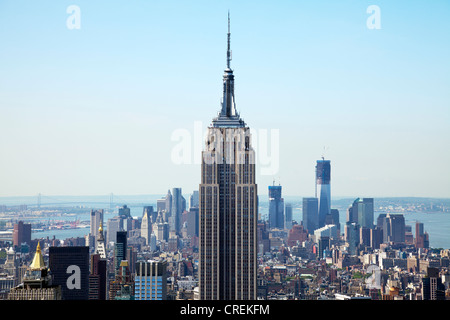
1, 1, 449, 199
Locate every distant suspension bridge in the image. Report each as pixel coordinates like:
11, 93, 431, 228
18, 193, 148, 210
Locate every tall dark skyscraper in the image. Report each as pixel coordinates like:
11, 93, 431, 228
316, 159, 331, 229
48, 246, 90, 300
285, 203, 293, 230
118, 205, 131, 218
268, 184, 284, 229
345, 222, 360, 255
199, 14, 257, 300
327, 208, 341, 235
170, 187, 186, 235
302, 197, 318, 233
89, 253, 107, 300
422, 267, 446, 300
382, 213, 406, 244
114, 231, 127, 275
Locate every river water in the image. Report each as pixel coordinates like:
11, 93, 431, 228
1, 195, 449, 249
32, 210, 450, 250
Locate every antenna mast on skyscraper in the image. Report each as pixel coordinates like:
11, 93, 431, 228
322, 146, 329, 160
227, 10, 232, 69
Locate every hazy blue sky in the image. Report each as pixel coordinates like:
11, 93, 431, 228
0, 0, 449, 198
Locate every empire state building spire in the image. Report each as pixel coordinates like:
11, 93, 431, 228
212, 12, 245, 128
226, 11, 231, 69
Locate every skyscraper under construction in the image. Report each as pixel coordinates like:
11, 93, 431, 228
316, 158, 331, 229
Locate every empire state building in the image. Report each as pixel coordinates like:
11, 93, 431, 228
199, 14, 257, 300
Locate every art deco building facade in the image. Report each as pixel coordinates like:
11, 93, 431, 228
199, 15, 257, 300
141, 209, 152, 246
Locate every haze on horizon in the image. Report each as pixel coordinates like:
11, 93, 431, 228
0, 1, 449, 199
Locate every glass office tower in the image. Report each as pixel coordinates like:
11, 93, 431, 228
268, 184, 284, 229
316, 159, 331, 229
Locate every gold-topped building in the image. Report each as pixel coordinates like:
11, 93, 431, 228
95, 223, 107, 259
7, 242, 62, 300
29, 242, 45, 270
